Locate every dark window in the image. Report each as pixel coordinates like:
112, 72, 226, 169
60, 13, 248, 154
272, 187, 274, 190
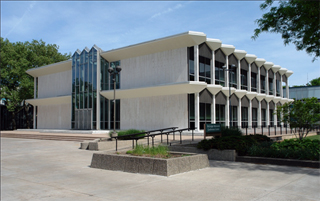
260, 75, 266, 94
188, 47, 195, 81
241, 69, 247, 90
216, 104, 225, 127
276, 80, 280, 96
200, 102, 211, 129
231, 106, 237, 127
215, 61, 225, 86
269, 78, 273, 95
252, 108, 258, 127
241, 107, 248, 128
269, 109, 274, 126
199, 56, 211, 84
251, 72, 257, 92
261, 109, 266, 127
188, 94, 195, 128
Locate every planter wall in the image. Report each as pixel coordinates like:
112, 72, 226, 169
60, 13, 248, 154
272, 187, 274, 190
91, 152, 209, 176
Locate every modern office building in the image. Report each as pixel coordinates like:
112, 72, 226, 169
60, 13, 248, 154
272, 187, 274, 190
26, 31, 294, 131
287, 86, 320, 101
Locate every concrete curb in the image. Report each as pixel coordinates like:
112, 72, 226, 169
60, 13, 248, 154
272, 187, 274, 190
236, 156, 320, 168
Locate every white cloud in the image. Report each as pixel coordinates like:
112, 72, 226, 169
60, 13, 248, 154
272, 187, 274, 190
150, 3, 183, 19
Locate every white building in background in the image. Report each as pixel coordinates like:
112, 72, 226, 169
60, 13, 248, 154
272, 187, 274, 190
26, 31, 294, 131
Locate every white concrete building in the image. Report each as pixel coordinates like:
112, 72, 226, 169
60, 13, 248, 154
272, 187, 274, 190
26, 31, 294, 131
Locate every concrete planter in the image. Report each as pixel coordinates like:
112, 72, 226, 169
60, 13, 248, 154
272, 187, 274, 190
90, 152, 209, 176
169, 145, 237, 161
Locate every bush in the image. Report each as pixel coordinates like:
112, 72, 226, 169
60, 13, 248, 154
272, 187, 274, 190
221, 127, 243, 137
197, 135, 270, 155
247, 139, 320, 161
116, 129, 146, 140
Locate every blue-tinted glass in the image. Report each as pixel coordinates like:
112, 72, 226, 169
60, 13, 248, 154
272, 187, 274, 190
205, 64, 210, 78
189, 60, 194, 74
199, 63, 205, 76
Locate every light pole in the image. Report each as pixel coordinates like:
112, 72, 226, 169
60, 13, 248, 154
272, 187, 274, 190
223, 64, 236, 128
108, 64, 121, 138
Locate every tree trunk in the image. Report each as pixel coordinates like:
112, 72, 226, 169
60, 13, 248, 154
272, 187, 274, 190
11, 111, 16, 130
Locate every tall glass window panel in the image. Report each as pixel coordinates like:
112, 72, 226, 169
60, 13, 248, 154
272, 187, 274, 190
216, 104, 225, 127
260, 76, 266, 94
251, 72, 257, 92
200, 102, 211, 130
269, 109, 274, 126
215, 61, 225, 87
199, 56, 211, 84
241, 69, 248, 90
241, 107, 248, 128
188, 94, 195, 129
231, 106, 237, 127
188, 46, 195, 81
261, 109, 266, 127
252, 108, 258, 127
269, 78, 273, 95
110, 100, 120, 129
276, 80, 281, 96
229, 67, 237, 88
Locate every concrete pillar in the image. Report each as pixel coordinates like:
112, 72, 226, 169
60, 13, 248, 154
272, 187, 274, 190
33, 77, 37, 129
211, 50, 215, 84
226, 98, 230, 127
248, 100, 252, 128
273, 73, 276, 96
258, 67, 261, 93
195, 93, 200, 131
266, 103, 270, 126
237, 59, 241, 89
286, 80, 289, 98
266, 70, 269, 95
225, 55, 229, 87
96, 51, 101, 130
238, 100, 241, 128
258, 101, 261, 128
212, 95, 216, 124
248, 63, 251, 92
194, 45, 199, 82
280, 75, 283, 98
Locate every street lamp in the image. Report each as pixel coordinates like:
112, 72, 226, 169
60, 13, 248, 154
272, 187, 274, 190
108, 64, 122, 138
222, 64, 236, 128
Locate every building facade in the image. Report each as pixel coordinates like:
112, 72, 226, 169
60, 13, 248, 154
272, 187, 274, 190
26, 31, 294, 131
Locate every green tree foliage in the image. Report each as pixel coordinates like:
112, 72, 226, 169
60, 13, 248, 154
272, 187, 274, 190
252, 0, 320, 62
307, 77, 320, 86
277, 97, 320, 140
0, 38, 71, 129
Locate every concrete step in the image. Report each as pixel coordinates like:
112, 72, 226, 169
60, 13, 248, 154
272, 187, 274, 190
0, 133, 101, 142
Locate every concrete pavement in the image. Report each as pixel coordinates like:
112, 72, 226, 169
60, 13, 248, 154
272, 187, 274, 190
1, 137, 319, 201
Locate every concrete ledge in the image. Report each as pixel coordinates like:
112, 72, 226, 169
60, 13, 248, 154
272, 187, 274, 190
236, 156, 320, 169
90, 152, 209, 176
169, 145, 236, 161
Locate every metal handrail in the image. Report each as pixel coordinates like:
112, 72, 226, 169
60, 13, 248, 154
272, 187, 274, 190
111, 127, 196, 151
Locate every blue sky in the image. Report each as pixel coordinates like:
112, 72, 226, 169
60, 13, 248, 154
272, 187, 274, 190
1, 1, 319, 86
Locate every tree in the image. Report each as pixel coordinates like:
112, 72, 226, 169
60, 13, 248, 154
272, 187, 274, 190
307, 77, 320, 86
252, 0, 320, 62
0, 38, 71, 129
277, 97, 320, 140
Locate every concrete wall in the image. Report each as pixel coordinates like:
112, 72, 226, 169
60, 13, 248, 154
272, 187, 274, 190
37, 103, 71, 129
120, 47, 188, 89
120, 94, 188, 130
38, 70, 72, 98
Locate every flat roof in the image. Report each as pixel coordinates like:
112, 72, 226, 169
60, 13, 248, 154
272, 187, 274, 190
26, 60, 72, 77
100, 31, 207, 62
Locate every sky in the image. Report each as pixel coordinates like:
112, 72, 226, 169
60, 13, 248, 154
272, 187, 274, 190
1, 1, 319, 87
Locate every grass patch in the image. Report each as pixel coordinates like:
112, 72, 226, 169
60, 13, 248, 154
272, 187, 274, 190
116, 129, 146, 140
305, 135, 320, 140
126, 144, 171, 158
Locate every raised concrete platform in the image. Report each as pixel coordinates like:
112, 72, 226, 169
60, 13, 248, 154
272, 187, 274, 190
91, 152, 209, 176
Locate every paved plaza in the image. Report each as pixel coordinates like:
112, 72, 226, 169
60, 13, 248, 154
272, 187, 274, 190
1, 137, 319, 201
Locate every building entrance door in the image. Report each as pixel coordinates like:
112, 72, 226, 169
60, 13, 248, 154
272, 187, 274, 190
75, 109, 92, 130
